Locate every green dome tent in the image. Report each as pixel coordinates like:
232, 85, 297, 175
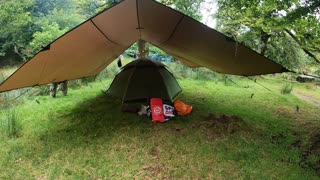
107, 59, 182, 103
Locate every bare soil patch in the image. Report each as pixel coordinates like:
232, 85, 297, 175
293, 90, 320, 107
196, 113, 250, 140
274, 106, 320, 135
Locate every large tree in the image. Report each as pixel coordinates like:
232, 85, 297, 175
0, 0, 34, 60
157, 0, 205, 20
25, 0, 86, 57
0, 0, 87, 61
74, 0, 122, 17
215, 0, 320, 72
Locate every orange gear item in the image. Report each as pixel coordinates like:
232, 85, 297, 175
174, 100, 193, 115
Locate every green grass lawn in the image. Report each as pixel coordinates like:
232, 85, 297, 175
1, 78, 320, 179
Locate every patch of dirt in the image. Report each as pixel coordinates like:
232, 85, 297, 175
171, 124, 188, 136
274, 106, 300, 120
198, 113, 250, 140
290, 140, 302, 150
149, 146, 160, 158
274, 106, 320, 133
293, 90, 320, 107
142, 166, 163, 176
274, 105, 320, 174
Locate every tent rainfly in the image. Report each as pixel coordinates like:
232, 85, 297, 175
107, 58, 182, 103
0, 0, 288, 93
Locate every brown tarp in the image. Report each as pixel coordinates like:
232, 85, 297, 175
0, 0, 288, 92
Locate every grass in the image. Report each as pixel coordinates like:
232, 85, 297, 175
0, 75, 320, 178
281, 83, 294, 94
0, 66, 18, 82
0, 107, 19, 138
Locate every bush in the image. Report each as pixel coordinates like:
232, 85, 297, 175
165, 61, 220, 80
281, 84, 293, 94
32, 85, 50, 96
165, 61, 192, 79
0, 75, 3, 85
0, 93, 20, 138
1, 108, 19, 138
69, 77, 97, 88
96, 61, 120, 81
274, 72, 297, 81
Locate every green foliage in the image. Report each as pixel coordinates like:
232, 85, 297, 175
41, 8, 85, 30
96, 62, 120, 81
0, 92, 20, 138
125, 42, 138, 57
157, 0, 205, 20
0, 0, 89, 61
0, 108, 19, 138
74, 0, 122, 17
291, 16, 320, 59
125, 43, 169, 59
280, 84, 293, 94
33, 0, 78, 15
215, 0, 320, 73
2, 0, 121, 62
25, 1, 86, 57
164, 60, 222, 81
149, 45, 168, 57
27, 21, 68, 57
0, 0, 34, 58
266, 32, 310, 71
95, 56, 223, 82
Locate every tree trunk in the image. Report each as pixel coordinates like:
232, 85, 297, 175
260, 32, 271, 55
14, 45, 26, 61
137, 40, 149, 59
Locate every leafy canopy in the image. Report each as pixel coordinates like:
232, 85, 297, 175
215, 0, 320, 72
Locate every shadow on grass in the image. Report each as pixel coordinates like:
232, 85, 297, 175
30, 91, 254, 157
28, 92, 203, 155
37, 93, 154, 143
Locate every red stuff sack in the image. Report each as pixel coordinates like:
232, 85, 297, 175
150, 98, 165, 122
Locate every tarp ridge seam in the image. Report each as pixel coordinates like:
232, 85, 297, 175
90, 20, 121, 46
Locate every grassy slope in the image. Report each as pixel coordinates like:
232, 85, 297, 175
0, 78, 320, 179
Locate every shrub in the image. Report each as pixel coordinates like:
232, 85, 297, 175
165, 61, 220, 80
1, 108, 19, 138
281, 84, 293, 94
0, 75, 3, 85
165, 61, 192, 79
96, 61, 120, 81
0, 93, 20, 138
32, 85, 50, 96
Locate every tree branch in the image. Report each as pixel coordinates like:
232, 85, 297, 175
260, 31, 271, 55
284, 29, 320, 63
286, 1, 320, 20
13, 45, 26, 61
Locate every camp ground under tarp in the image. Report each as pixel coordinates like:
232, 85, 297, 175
0, 0, 288, 93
